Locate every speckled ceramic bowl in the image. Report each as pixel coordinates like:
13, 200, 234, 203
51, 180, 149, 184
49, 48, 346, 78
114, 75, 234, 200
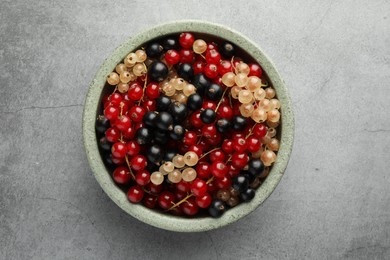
83, 20, 294, 232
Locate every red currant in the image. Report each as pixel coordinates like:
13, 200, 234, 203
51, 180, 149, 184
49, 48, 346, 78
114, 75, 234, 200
114, 115, 131, 131
179, 32, 195, 49
207, 42, 217, 51
207, 181, 218, 193
202, 124, 217, 138
142, 99, 156, 111
126, 141, 140, 156
196, 162, 212, 179
180, 198, 199, 216
135, 169, 150, 186
210, 161, 228, 179
165, 50, 180, 65
228, 163, 240, 178
112, 166, 131, 184
189, 111, 203, 128
202, 100, 217, 110
218, 60, 233, 75
158, 191, 175, 210
192, 61, 205, 74
108, 93, 123, 106
209, 149, 226, 162
217, 105, 233, 120
195, 193, 212, 208
248, 63, 263, 77
176, 180, 191, 193
122, 126, 135, 140
128, 106, 146, 122
206, 49, 221, 64
145, 82, 160, 99
130, 155, 147, 171
143, 194, 157, 209
215, 176, 232, 189
222, 139, 234, 154
111, 142, 127, 158
111, 155, 125, 165
231, 152, 249, 169
104, 105, 119, 120
188, 144, 203, 157
233, 137, 247, 153
183, 131, 198, 146
105, 127, 120, 142
179, 49, 194, 63
246, 136, 261, 153
127, 82, 143, 101
147, 182, 163, 194
127, 186, 144, 203
191, 178, 208, 197
253, 123, 267, 138
204, 63, 219, 78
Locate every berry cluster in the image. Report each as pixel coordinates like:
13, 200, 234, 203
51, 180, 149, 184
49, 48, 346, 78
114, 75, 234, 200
95, 32, 281, 218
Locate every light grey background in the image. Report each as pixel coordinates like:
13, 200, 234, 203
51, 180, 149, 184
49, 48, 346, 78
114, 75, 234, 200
1, 0, 389, 259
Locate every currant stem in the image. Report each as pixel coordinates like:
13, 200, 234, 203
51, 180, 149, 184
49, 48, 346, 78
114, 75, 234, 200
124, 155, 135, 179
166, 194, 193, 211
215, 87, 229, 112
199, 147, 220, 160
245, 123, 258, 139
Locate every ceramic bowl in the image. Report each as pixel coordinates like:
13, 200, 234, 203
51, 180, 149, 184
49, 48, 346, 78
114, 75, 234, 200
83, 20, 294, 232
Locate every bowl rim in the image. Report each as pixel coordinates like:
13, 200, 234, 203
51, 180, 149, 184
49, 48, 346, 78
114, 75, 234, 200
83, 20, 294, 232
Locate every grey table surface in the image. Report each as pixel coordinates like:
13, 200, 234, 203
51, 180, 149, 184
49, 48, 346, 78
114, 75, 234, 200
1, 0, 390, 259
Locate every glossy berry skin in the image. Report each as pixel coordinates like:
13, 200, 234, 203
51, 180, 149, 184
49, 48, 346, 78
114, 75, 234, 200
158, 191, 175, 210
127, 186, 144, 203
112, 166, 131, 184
246, 136, 261, 153
177, 63, 194, 81
205, 49, 221, 64
104, 106, 119, 121
231, 116, 248, 131
122, 126, 136, 140
232, 174, 249, 192
206, 83, 223, 101
187, 93, 203, 111
146, 144, 163, 163
202, 124, 217, 138
209, 149, 226, 162
115, 115, 131, 131
155, 111, 173, 131
176, 180, 191, 193
142, 111, 157, 128
135, 127, 153, 145
189, 111, 203, 128
183, 131, 197, 146
196, 162, 212, 179
217, 105, 234, 120
248, 63, 263, 77
135, 169, 151, 186
219, 42, 235, 58
192, 61, 205, 74
253, 123, 267, 138
99, 137, 111, 151
148, 182, 164, 194
108, 93, 123, 106
179, 49, 194, 63
192, 73, 210, 95
169, 102, 188, 123
240, 188, 256, 202
216, 118, 231, 133
191, 179, 208, 197
222, 139, 234, 154
111, 142, 127, 158
170, 125, 185, 140
200, 108, 216, 124
145, 82, 160, 99
156, 95, 172, 111
179, 32, 195, 49
128, 82, 143, 100
195, 193, 212, 208
96, 115, 110, 135
130, 155, 147, 171
162, 37, 179, 51
233, 137, 247, 153
105, 127, 120, 142
143, 194, 157, 209
126, 140, 141, 157
202, 100, 217, 110
165, 50, 180, 65
218, 60, 233, 75
145, 42, 163, 58
188, 144, 203, 157
208, 199, 226, 218
142, 99, 156, 111
215, 176, 232, 189
148, 61, 168, 82
210, 161, 228, 179
231, 152, 249, 169
204, 63, 219, 79
163, 148, 178, 161
181, 198, 199, 216
129, 106, 146, 123
248, 159, 265, 176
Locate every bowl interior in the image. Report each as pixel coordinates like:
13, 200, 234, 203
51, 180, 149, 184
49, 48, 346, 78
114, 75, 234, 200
83, 20, 294, 232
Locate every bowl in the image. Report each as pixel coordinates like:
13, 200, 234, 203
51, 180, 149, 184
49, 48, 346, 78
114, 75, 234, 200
83, 20, 294, 232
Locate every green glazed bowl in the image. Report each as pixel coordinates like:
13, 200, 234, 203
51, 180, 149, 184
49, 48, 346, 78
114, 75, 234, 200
83, 20, 294, 232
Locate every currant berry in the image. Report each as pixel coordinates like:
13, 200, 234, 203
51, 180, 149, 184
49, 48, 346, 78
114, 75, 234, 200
195, 193, 212, 208
219, 42, 235, 58
143, 194, 157, 209
155, 111, 173, 131
112, 166, 131, 184
145, 82, 160, 99
145, 42, 163, 58
208, 199, 226, 218
187, 93, 203, 111
233, 137, 247, 153
114, 115, 131, 131
104, 106, 119, 121
181, 198, 199, 216
200, 108, 216, 124
156, 95, 172, 111
148, 61, 168, 82
147, 144, 163, 163
210, 161, 228, 179
231, 152, 249, 169
130, 155, 147, 171
127, 186, 144, 203
129, 106, 146, 122
111, 142, 127, 158
191, 178, 208, 197
162, 37, 179, 51
246, 136, 261, 153
165, 50, 180, 65
177, 63, 194, 81
158, 191, 175, 210
206, 83, 223, 101
135, 170, 151, 186
205, 49, 221, 64
240, 188, 256, 202
204, 63, 219, 79
135, 127, 153, 145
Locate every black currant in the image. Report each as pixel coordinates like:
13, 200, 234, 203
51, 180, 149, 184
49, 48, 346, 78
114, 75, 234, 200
156, 95, 172, 111
96, 115, 110, 135
162, 37, 179, 51
187, 93, 203, 111
240, 188, 255, 202
177, 63, 194, 81
169, 102, 188, 123
98, 136, 111, 151
200, 108, 216, 124
135, 127, 153, 145
164, 148, 178, 161
216, 118, 231, 133
154, 111, 173, 131
232, 174, 249, 192
145, 42, 163, 58
208, 199, 226, 218
231, 115, 247, 131
192, 73, 210, 95
248, 159, 265, 177
206, 83, 223, 101
169, 125, 185, 140
143, 111, 157, 128
148, 61, 168, 82
220, 41, 235, 58
153, 129, 169, 145
147, 144, 163, 163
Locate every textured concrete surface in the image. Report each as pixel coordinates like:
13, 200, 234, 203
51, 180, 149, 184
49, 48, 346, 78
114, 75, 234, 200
1, 0, 389, 259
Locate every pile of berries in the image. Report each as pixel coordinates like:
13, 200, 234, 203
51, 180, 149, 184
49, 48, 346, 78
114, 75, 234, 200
95, 32, 281, 218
